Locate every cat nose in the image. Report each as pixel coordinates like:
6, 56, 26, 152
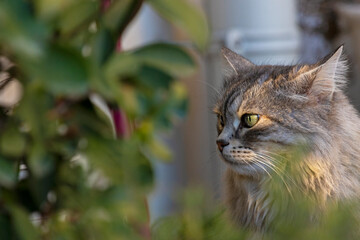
216, 139, 229, 152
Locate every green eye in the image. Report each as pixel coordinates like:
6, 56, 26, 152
242, 114, 260, 128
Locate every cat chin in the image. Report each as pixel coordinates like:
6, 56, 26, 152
221, 156, 267, 177
229, 164, 267, 177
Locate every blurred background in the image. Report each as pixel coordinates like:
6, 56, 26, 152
118, 0, 360, 223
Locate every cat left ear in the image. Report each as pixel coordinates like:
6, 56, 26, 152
298, 46, 347, 101
221, 47, 255, 77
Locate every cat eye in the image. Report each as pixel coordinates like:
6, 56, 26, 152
242, 114, 260, 128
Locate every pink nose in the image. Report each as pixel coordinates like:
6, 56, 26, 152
216, 139, 229, 152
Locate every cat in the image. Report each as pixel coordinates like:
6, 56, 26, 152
214, 46, 360, 230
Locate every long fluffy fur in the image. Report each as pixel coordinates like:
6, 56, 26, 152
216, 47, 360, 230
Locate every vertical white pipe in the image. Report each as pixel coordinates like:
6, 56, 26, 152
206, 0, 300, 64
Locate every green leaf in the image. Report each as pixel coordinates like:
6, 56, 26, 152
17, 86, 56, 142
137, 65, 173, 89
133, 153, 153, 188
0, 125, 26, 157
0, 156, 17, 188
84, 136, 125, 183
57, 1, 99, 36
8, 205, 41, 240
92, 28, 116, 66
71, 101, 115, 138
0, 215, 12, 240
148, 0, 209, 50
104, 53, 140, 81
34, 0, 74, 20
28, 144, 54, 177
133, 43, 196, 77
0, 1, 47, 60
103, 0, 143, 35
120, 85, 140, 116
40, 45, 89, 96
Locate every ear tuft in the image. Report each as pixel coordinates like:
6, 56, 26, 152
310, 46, 347, 98
296, 46, 348, 101
221, 47, 254, 77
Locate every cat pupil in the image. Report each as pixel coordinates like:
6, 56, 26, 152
242, 114, 259, 128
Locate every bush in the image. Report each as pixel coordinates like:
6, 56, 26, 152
0, 0, 208, 239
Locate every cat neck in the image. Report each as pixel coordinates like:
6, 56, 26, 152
225, 168, 270, 230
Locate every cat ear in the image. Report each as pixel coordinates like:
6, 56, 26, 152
221, 47, 255, 77
297, 46, 347, 101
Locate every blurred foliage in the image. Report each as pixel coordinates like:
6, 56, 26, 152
152, 148, 360, 240
0, 0, 208, 239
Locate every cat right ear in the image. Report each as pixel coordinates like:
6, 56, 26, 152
221, 47, 254, 77
294, 46, 347, 101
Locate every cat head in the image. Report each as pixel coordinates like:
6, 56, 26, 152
215, 46, 347, 177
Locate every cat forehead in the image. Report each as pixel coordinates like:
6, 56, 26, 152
226, 65, 295, 85
219, 65, 297, 114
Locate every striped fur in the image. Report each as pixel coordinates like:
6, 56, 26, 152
216, 46, 360, 230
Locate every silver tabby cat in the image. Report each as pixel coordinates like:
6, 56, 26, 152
215, 46, 360, 230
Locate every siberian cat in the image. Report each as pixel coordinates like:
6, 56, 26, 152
215, 46, 360, 230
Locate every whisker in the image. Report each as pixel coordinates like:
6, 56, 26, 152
256, 153, 306, 195
254, 156, 283, 179
260, 149, 287, 160
243, 158, 261, 179
251, 158, 273, 180
254, 155, 294, 198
